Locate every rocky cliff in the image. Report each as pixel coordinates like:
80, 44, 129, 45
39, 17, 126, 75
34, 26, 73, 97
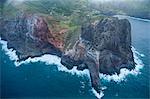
0, 14, 135, 94
61, 17, 135, 93
0, 13, 62, 60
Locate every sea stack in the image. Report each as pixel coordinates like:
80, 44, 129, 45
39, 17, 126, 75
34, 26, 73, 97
61, 17, 135, 93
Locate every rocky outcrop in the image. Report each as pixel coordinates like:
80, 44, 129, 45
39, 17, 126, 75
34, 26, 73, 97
0, 14, 135, 94
61, 17, 135, 93
0, 14, 62, 60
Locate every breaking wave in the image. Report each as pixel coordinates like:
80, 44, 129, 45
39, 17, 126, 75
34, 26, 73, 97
0, 38, 144, 99
91, 88, 104, 99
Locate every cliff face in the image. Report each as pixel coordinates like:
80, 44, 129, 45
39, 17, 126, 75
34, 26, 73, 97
0, 14, 135, 94
82, 17, 135, 74
0, 14, 62, 60
61, 17, 135, 93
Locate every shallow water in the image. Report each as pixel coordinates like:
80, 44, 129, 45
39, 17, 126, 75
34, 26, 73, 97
0, 16, 150, 99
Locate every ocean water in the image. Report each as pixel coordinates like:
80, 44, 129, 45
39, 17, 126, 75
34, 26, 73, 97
0, 16, 150, 99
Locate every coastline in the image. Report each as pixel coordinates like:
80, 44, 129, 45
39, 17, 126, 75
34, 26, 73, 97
1, 15, 148, 99
114, 15, 150, 22
0, 36, 144, 98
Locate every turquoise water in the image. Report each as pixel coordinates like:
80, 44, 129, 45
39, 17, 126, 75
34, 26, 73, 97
0, 17, 150, 99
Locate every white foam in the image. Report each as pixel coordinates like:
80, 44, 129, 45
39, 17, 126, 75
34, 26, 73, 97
132, 47, 145, 57
0, 37, 90, 76
99, 46, 144, 82
0, 39, 19, 61
91, 88, 104, 99
0, 38, 144, 98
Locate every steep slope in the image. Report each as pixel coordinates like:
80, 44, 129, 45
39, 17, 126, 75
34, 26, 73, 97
0, 13, 62, 60
61, 17, 135, 93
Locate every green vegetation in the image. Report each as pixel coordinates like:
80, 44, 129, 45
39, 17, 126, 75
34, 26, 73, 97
1, 0, 149, 49
90, 0, 150, 19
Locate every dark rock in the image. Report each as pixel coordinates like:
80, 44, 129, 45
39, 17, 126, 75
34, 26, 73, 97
60, 17, 135, 93
0, 14, 62, 61
81, 17, 135, 74
61, 40, 101, 93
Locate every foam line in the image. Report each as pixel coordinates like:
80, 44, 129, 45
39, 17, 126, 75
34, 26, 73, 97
0, 38, 144, 99
0, 39, 19, 61
0, 38, 144, 81
99, 47, 144, 82
91, 88, 104, 99
0, 38, 90, 76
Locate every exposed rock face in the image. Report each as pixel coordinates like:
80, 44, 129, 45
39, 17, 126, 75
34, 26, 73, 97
82, 17, 135, 74
61, 17, 135, 93
0, 14, 62, 60
0, 14, 135, 94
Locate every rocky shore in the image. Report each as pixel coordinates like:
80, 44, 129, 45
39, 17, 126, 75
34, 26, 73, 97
0, 14, 135, 93
61, 17, 135, 93
0, 14, 62, 61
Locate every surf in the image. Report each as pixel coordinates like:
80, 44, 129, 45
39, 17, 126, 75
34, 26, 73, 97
0, 38, 144, 99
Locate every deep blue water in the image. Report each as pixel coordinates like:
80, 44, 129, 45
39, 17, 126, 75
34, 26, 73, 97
0, 17, 150, 99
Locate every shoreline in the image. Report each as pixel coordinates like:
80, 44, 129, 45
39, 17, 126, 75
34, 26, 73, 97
0, 14, 146, 99
0, 37, 144, 82
0, 36, 144, 99
113, 15, 150, 22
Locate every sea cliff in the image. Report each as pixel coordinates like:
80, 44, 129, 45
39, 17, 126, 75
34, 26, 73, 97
0, 14, 135, 93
